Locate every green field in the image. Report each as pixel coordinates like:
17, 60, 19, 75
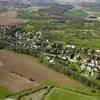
45, 87, 98, 100
0, 86, 12, 98
72, 39, 100, 49
64, 10, 88, 18
17, 11, 40, 19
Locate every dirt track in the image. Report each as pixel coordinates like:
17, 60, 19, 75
0, 50, 86, 92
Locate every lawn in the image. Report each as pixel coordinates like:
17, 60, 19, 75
64, 10, 88, 18
0, 86, 12, 98
45, 87, 98, 100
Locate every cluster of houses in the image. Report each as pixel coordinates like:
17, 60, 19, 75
1, 29, 100, 78
6, 30, 48, 54
0, 25, 16, 33
45, 43, 100, 77
80, 49, 100, 77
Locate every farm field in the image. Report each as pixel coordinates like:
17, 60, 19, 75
23, 5, 49, 12
64, 10, 88, 18
0, 11, 28, 25
17, 11, 40, 19
0, 50, 96, 93
71, 39, 100, 49
0, 71, 39, 92
45, 87, 98, 100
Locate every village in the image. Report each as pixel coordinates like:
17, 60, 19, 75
0, 1, 100, 100
0, 25, 100, 79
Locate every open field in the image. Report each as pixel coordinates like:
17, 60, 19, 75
0, 50, 94, 93
0, 71, 39, 92
23, 5, 49, 12
64, 10, 88, 18
0, 11, 28, 25
71, 39, 100, 49
45, 87, 98, 100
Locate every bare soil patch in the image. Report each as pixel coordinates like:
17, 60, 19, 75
0, 70, 39, 92
0, 11, 28, 25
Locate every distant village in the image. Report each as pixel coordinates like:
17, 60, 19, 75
0, 0, 29, 11
0, 25, 100, 79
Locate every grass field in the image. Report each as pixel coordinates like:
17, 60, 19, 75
0, 86, 12, 98
64, 10, 88, 18
17, 11, 40, 19
45, 87, 98, 100
72, 39, 100, 49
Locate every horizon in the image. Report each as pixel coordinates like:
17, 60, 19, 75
0, 0, 97, 3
